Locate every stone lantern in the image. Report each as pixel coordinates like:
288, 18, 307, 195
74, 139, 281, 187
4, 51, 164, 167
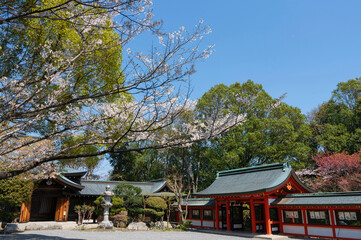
98, 185, 114, 229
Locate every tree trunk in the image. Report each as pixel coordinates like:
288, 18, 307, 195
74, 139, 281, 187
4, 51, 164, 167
78, 213, 82, 225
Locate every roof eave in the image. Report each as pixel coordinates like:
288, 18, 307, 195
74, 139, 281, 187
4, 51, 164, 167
62, 171, 87, 178
290, 170, 315, 193
56, 175, 84, 190
152, 181, 170, 193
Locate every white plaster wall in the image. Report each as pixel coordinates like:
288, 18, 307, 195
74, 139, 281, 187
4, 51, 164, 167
272, 226, 279, 232
283, 225, 305, 235
203, 220, 214, 228
307, 226, 333, 237
335, 228, 361, 239
191, 220, 201, 226
233, 224, 242, 228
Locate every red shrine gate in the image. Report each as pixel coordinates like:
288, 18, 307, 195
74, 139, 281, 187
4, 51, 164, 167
177, 162, 361, 239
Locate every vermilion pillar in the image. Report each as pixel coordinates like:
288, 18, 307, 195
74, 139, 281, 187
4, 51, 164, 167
264, 197, 271, 234
226, 199, 231, 231
329, 209, 336, 239
250, 198, 256, 233
302, 209, 308, 236
215, 199, 219, 229
278, 208, 283, 233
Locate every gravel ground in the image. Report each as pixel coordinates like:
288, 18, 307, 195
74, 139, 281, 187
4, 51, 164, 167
0, 230, 266, 240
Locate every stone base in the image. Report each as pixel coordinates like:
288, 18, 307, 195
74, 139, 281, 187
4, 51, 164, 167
98, 221, 113, 229
155, 221, 173, 229
127, 222, 149, 231
4, 221, 77, 232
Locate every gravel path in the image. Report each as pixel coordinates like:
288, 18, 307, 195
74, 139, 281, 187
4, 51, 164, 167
0, 230, 261, 240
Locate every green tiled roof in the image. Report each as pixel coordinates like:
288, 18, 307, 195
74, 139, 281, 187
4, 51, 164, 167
195, 162, 311, 196
60, 166, 87, 177
79, 179, 170, 196
272, 191, 361, 206
217, 162, 291, 177
174, 198, 215, 207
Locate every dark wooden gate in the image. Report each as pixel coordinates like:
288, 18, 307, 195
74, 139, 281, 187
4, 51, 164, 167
19, 202, 31, 223
55, 197, 70, 221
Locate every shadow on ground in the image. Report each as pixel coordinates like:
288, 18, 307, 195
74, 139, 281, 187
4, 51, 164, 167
0, 233, 84, 240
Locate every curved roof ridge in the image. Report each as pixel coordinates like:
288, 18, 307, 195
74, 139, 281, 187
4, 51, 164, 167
289, 170, 315, 193
149, 178, 166, 182
217, 162, 290, 178
150, 180, 169, 193
60, 166, 87, 177
56, 174, 84, 190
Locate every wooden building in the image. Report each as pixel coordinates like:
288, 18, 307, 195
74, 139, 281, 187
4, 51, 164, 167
177, 162, 361, 240
19, 168, 172, 223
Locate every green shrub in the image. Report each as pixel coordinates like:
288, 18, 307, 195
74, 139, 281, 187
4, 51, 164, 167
0, 178, 34, 223
110, 197, 123, 216
144, 197, 167, 221
177, 220, 192, 231
93, 196, 124, 216
113, 183, 143, 220
111, 214, 128, 228
74, 204, 95, 224
146, 197, 167, 210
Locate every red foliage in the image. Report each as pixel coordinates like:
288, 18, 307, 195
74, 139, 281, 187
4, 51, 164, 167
314, 151, 360, 176
309, 151, 361, 192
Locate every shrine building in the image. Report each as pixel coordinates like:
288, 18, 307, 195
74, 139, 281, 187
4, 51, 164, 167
176, 162, 361, 240
19, 168, 172, 223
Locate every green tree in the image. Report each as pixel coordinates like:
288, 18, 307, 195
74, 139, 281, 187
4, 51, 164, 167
113, 183, 143, 220
0, 178, 34, 223
309, 78, 361, 153
158, 142, 208, 193
1, 0, 218, 180
110, 80, 313, 192
0, 0, 123, 177
144, 197, 167, 221
109, 144, 164, 181
196, 81, 313, 189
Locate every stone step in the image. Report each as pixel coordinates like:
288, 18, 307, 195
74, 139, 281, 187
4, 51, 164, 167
5, 222, 78, 232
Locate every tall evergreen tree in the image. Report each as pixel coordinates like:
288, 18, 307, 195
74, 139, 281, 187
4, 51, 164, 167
196, 81, 313, 189
309, 78, 361, 153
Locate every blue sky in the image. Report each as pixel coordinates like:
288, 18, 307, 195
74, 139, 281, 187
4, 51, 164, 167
98, 0, 361, 177
148, 0, 361, 115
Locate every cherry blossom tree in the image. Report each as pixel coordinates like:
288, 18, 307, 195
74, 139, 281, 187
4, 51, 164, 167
297, 151, 361, 192
167, 171, 191, 224
0, 0, 248, 179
